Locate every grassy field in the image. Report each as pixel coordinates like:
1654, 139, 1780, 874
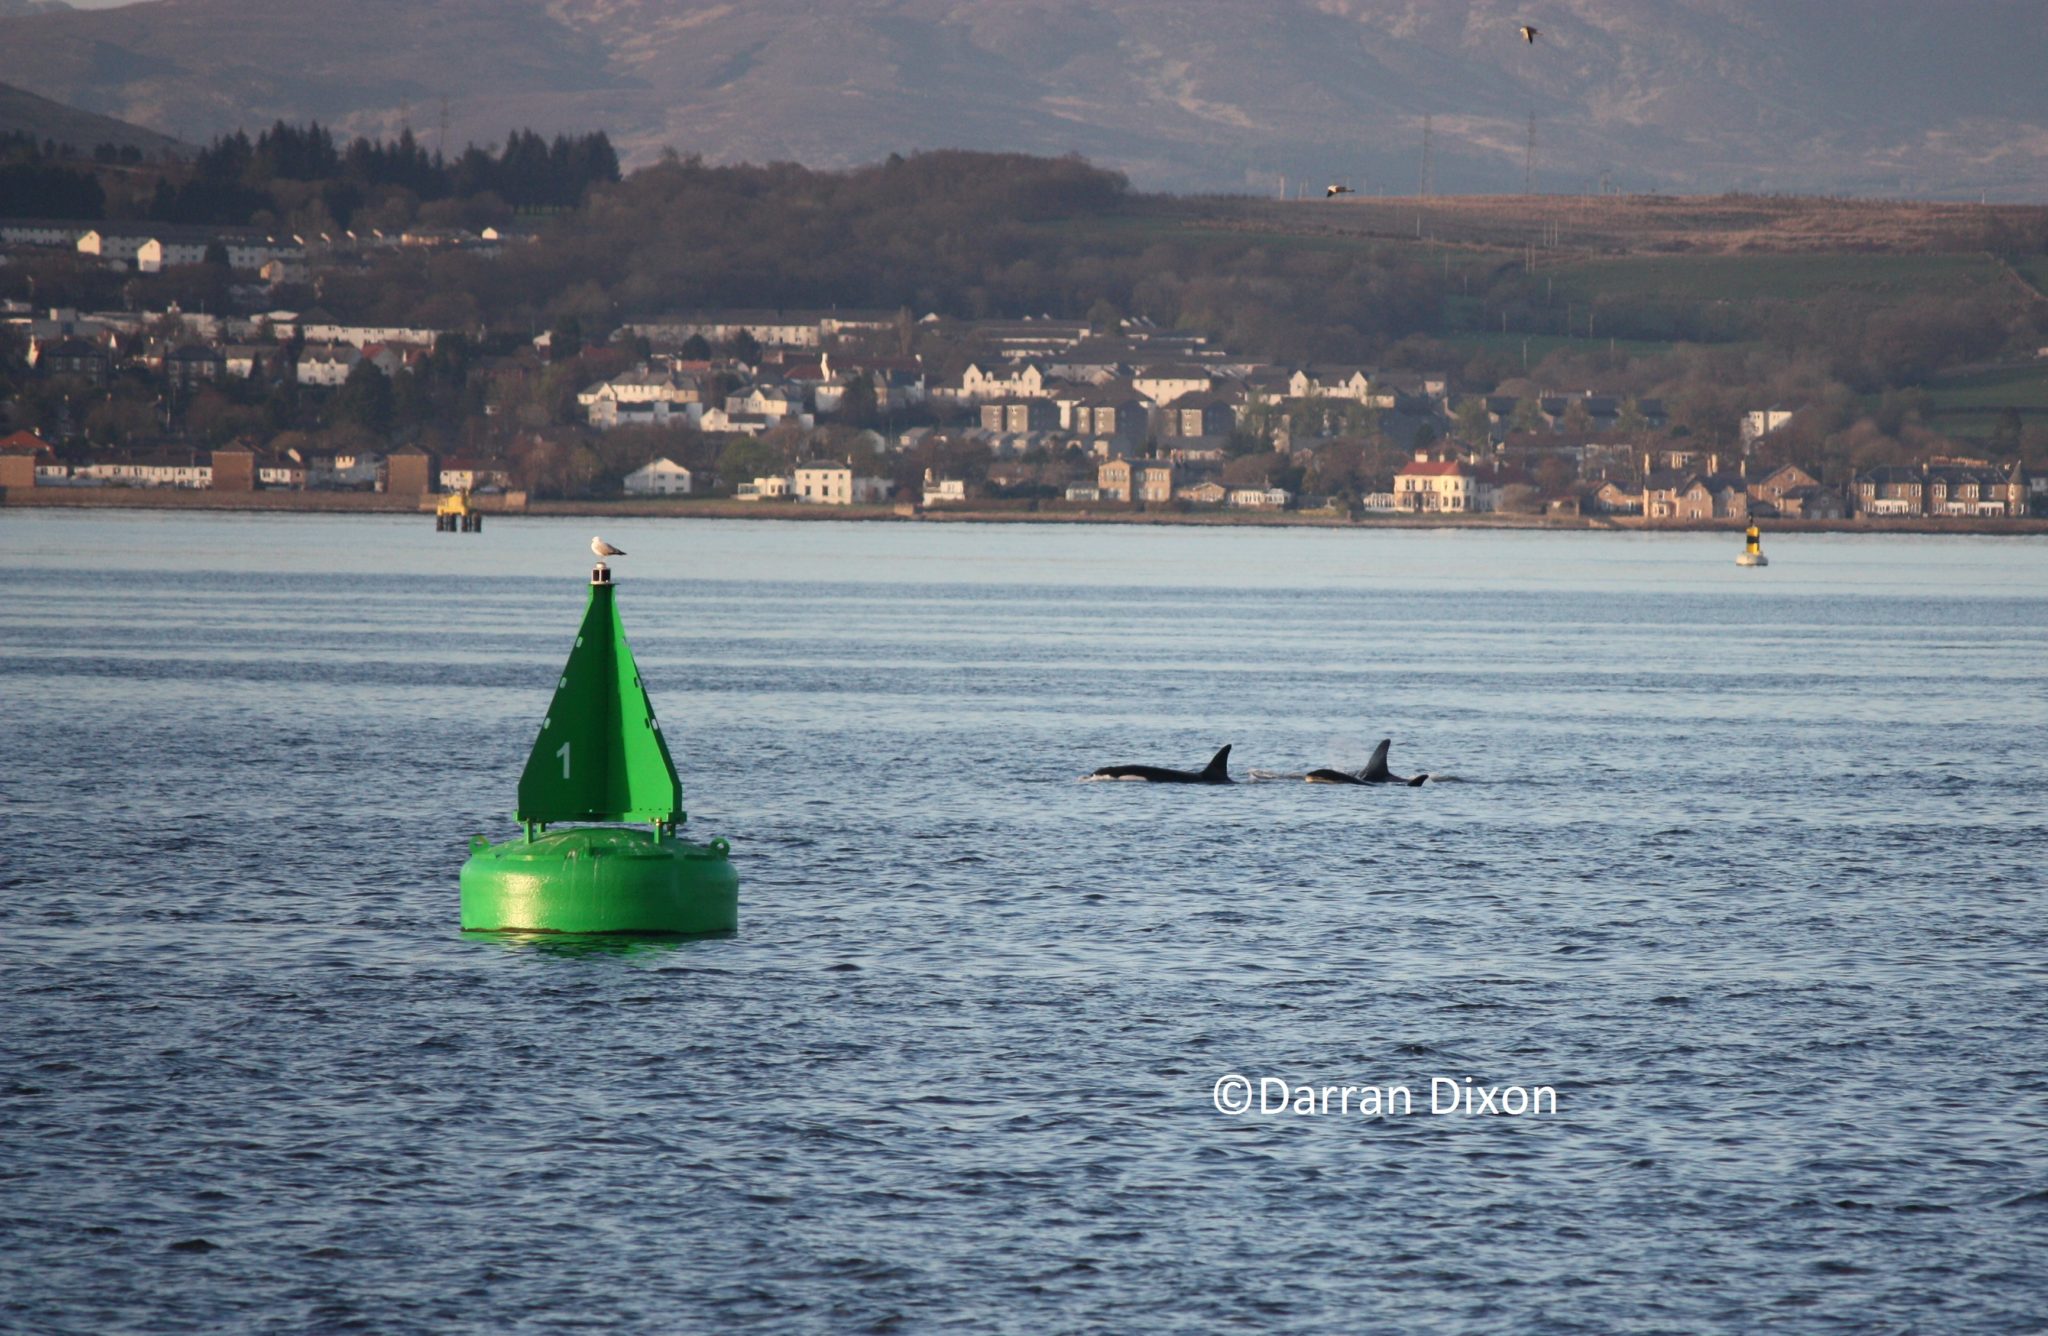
2009, 255, 2048, 296
1909, 363, 2048, 439
1541, 253, 2008, 304
1922, 363, 2048, 410
1431, 331, 1694, 364
1210, 192, 2046, 256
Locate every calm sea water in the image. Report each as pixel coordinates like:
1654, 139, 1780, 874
3, 511, 2046, 1334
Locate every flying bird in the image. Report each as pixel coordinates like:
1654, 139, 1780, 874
591, 536, 626, 558
1519, 24, 1539, 43
1326, 184, 1355, 198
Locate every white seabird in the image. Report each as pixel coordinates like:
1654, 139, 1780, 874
592, 537, 627, 558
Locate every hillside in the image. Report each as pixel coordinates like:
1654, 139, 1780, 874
0, 0, 2045, 198
0, 80, 185, 157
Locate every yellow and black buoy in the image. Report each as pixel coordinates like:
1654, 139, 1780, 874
1736, 522, 1768, 567
435, 489, 483, 533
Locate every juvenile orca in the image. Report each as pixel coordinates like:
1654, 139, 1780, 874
1306, 739, 1427, 787
1089, 745, 1233, 784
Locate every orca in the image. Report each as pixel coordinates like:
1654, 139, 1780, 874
1306, 739, 1427, 787
1089, 745, 1233, 784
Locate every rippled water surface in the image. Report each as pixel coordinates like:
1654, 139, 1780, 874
3, 511, 2047, 1333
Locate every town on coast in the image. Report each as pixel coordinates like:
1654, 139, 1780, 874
5, 143, 2047, 533
5, 299, 2041, 530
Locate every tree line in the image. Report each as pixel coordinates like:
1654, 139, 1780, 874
149, 123, 620, 226
0, 120, 619, 226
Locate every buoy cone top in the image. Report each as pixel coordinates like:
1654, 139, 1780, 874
515, 579, 683, 827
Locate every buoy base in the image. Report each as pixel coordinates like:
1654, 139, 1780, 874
1735, 552, 1768, 567
460, 826, 738, 934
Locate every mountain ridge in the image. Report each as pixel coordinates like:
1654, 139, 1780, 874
0, 0, 2043, 199
0, 79, 186, 156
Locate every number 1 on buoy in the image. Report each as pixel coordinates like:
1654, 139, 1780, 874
557, 741, 571, 778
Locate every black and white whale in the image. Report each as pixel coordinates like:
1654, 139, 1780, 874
1088, 745, 1233, 784
1306, 739, 1427, 787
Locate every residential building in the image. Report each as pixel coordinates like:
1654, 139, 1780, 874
298, 322, 441, 350
296, 343, 363, 387
1159, 391, 1237, 440
210, 446, 256, 492
578, 368, 707, 410
1643, 470, 1749, 522
1135, 461, 1176, 503
1748, 463, 1823, 512
1850, 465, 1925, 517
1742, 407, 1796, 445
165, 345, 226, 386
1394, 457, 1478, 513
1923, 461, 2027, 517
0, 432, 50, 488
1287, 366, 1376, 404
793, 462, 893, 505
625, 312, 825, 350
1589, 480, 1642, 515
922, 471, 968, 506
957, 361, 1051, 401
1062, 388, 1149, 446
439, 458, 513, 492
623, 457, 694, 496
1775, 485, 1846, 520
980, 399, 1059, 434
736, 475, 794, 500
698, 407, 773, 436
385, 445, 437, 497
1132, 364, 1212, 405
1098, 458, 1137, 503
30, 337, 111, 383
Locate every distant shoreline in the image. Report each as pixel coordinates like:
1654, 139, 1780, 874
3, 487, 2043, 536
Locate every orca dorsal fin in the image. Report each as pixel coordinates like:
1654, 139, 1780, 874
1360, 739, 1393, 781
1201, 745, 1232, 780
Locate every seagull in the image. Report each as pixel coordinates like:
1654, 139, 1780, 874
1326, 184, 1354, 198
591, 536, 626, 558
1519, 24, 1539, 43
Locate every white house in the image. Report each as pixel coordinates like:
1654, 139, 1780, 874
624, 457, 694, 496
75, 230, 149, 263
1394, 458, 1479, 513
296, 343, 363, 386
735, 475, 794, 500
1132, 364, 1213, 405
259, 457, 307, 488
795, 462, 854, 504
578, 368, 706, 409
794, 462, 893, 505
921, 471, 967, 506
74, 453, 213, 488
439, 459, 513, 492
625, 313, 822, 349
1227, 487, 1289, 509
2, 221, 85, 247
1741, 407, 1796, 444
299, 323, 441, 350
698, 407, 773, 436
136, 238, 209, 273
956, 362, 1051, 402
302, 448, 382, 488
728, 384, 810, 421
1287, 367, 1385, 406
590, 398, 702, 430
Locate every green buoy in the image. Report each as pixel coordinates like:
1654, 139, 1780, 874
460, 551, 738, 935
